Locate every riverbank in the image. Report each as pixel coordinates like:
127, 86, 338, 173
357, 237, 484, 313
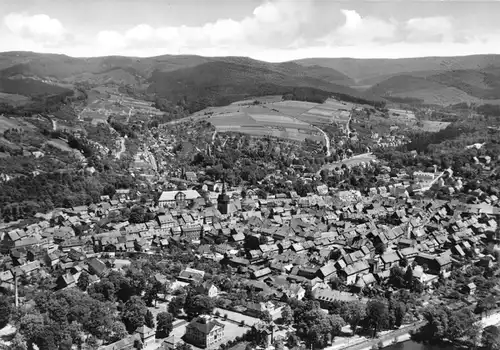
337, 310, 500, 350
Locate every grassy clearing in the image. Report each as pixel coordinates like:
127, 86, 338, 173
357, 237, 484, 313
420, 120, 451, 132
0, 115, 36, 133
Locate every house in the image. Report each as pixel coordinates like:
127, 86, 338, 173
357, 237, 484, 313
380, 252, 401, 270
87, 257, 107, 277
158, 190, 201, 208
251, 322, 279, 348
313, 288, 366, 308
196, 282, 219, 298
339, 260, 370, 284
245, 301, 276, 317
185, 315, 225, 348
56, 273, 76, 290
415, 253, 452, 275
464, 282, 477, 295
135, 325, 155, 344
318, 263, 336, 280
100, 334, 141, 350
252, 267, 272, 280
178, 267, 205, 284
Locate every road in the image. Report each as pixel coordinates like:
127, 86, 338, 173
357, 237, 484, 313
115, 137, 126, 159
336, 322, 426, 350
346, 109, 353, 136
126, 107, 134, 123
313, 125, 331, 156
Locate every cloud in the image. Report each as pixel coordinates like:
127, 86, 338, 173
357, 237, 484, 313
3, 13, 66, 44
91, 0, 331, 53
1, 1, 500, 60
322, 9, 397, 46
405, 16, 454, 42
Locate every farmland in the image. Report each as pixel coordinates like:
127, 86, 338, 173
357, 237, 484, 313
0, 92, 30, 106
77, 86, 164, 124
420, 120, 451, 132
199, 97, 357, 147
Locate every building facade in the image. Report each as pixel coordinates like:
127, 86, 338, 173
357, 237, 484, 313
185, 315, 225, 348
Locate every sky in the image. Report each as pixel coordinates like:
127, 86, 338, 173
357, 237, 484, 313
0, 0, 499, 61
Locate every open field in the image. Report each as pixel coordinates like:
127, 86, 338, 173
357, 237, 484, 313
46, 139, 81, 156
200, 97, 356, 144
0, 92, 30, 105
322, 153, 377, 171
0, 115, 37, 133
420, 120, 451, 132
388, 109, 416, 120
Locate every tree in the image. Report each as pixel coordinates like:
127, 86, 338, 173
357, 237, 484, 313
168, 295, 185, 317
106, 321, 128, 343
9, 333, 27, 350
260, 310, 273, 323
77, 272, 90, 291
390, 300, 407, 328
184, 294, 214, 319
280, 305, 293, 326
145, 310, 155, 329
404, 267, 414, 288
483, 325, 500, 350
340, 301, 366, 334
0, 295, 11, 329
83, 335, 100, 350
19, 312, 45, 346
389, 266, 405, 288
129, 206, 145, 223
365, 299, 389, 337
122, 296, 147, 333
175, 343, 193, 350
156, 312, 174, 338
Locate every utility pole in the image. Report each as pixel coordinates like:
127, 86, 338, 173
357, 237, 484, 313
14, 272, 18, 307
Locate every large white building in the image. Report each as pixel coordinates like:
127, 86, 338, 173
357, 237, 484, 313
158, 190, 201, 208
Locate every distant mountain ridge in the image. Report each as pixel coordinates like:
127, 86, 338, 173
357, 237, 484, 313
1, 51, 500, 108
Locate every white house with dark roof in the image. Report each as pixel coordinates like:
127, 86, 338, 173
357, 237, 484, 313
158, 190, 201, 209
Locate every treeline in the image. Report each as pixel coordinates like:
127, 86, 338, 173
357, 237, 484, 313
0, 90, 75, 116
384, 96, 424, 105
477, 104, 500, 117
0, 171, 137, 220
282, 87, 331, 103
403, 124, 475, 153
332, 92, 386, 109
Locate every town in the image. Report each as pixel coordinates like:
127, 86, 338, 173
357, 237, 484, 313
2, 122, 500, 350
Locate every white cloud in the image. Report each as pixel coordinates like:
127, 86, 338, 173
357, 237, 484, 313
3, 13, 66, 43
1, 1, 500, 60
405, 16, 454, 42
324, 9, 397, 46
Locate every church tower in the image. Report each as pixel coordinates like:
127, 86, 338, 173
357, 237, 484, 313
217, 181, 230, 215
